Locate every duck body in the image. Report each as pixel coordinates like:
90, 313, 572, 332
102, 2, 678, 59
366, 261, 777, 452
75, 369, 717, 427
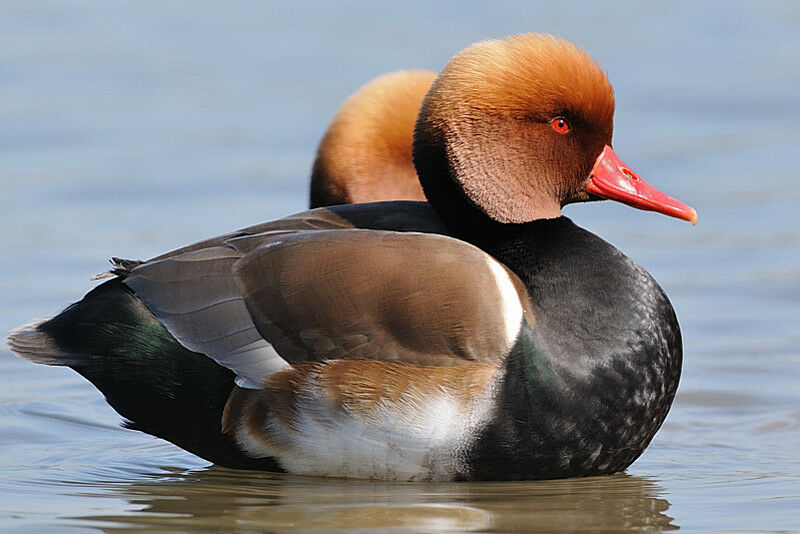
8, 34, 694, 481
10, 202, 680, 481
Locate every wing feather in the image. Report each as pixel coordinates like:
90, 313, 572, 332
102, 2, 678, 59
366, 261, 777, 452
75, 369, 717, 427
234, 229, 529, 368
112, 203, 524, 388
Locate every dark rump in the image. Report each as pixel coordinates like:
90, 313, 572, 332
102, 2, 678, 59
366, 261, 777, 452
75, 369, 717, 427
29, 278, 280, 471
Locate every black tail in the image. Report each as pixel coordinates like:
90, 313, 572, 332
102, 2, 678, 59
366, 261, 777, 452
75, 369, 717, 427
8, 278, 279, 471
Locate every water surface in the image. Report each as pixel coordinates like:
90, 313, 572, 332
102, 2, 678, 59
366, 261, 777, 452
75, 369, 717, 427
1, 1, 799, 531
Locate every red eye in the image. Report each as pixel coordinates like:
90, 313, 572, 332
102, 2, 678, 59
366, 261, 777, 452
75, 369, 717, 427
550, 117, 570, 133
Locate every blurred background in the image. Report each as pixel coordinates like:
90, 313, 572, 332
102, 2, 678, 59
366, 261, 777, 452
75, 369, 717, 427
1, 1, 798, 531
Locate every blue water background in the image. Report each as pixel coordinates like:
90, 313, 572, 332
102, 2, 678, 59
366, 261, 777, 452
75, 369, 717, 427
1, 1, 798, 531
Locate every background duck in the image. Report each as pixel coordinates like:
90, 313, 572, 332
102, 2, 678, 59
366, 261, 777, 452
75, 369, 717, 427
310, 70, 433, 207
8, 33, 695, 481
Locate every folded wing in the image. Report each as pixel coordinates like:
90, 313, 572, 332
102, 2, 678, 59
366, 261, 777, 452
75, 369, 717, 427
235, 229, 530, 369
116, 203, 530, 387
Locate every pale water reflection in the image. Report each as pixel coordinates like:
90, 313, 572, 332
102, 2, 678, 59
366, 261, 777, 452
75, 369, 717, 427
69, 470, 674, 532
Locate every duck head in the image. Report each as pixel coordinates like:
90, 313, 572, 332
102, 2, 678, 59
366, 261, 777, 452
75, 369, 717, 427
413, 33, 697, 230
310, 70, 434, 208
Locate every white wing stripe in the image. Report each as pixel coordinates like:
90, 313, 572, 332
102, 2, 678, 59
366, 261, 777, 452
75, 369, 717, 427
485, 257, 524, 348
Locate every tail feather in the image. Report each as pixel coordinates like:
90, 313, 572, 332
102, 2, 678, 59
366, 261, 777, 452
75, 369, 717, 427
8, 278, 280, 472
8, 319, 70, 365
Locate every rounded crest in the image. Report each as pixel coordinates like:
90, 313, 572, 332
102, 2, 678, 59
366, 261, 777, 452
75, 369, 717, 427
415, 34, 615, 224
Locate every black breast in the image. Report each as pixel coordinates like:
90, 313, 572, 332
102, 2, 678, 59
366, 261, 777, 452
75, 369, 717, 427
468, 216, 682, 480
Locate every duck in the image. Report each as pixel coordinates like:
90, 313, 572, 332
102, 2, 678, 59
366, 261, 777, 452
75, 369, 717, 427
309, 70, 434, 207
7, 33, 697, 481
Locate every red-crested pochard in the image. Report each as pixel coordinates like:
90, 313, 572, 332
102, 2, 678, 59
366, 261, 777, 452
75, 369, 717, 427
310, 70, 433, 207
8, 34, 696, 481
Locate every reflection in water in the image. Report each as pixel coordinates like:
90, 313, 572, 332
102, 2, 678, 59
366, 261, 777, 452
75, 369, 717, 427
72, 467, 676, 532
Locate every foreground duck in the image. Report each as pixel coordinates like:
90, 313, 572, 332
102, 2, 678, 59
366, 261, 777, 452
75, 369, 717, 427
8, 34, 696, 481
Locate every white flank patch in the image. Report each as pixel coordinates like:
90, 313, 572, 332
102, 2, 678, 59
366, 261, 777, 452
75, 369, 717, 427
485, 257, 524, 348
236, 364, 504, 481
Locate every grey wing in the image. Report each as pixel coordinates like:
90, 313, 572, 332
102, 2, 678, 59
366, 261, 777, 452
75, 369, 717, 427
122, 244, 287, 388
114, 202, 529, 387
117, 202, 450, 387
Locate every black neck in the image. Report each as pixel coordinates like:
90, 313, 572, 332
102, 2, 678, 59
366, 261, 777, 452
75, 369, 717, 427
414, 126, 504, 245
467, 217, 683, 479
414, 132, 569, 250
483, 217, 679, 372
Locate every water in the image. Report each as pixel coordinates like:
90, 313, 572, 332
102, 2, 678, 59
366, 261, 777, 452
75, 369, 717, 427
1, 1, 799, 531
